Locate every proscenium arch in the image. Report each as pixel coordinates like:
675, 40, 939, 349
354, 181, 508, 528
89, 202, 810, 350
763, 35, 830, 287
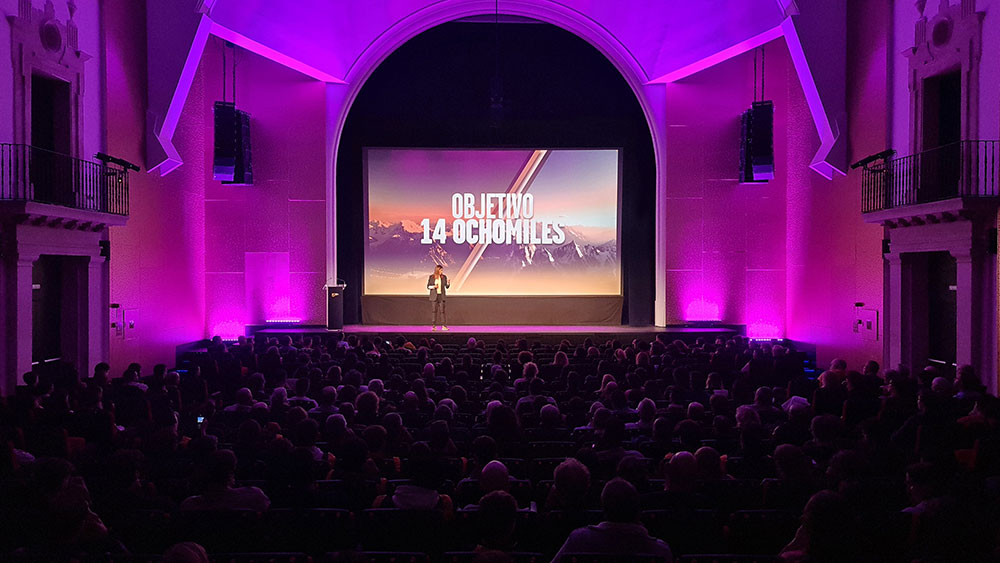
325, 0, 669, 325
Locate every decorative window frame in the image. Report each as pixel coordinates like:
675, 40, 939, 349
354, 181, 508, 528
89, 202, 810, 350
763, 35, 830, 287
905, 0, 984, 152
8, 0, 90, 157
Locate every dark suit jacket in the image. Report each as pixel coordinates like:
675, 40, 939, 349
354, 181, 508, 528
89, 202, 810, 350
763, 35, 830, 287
427, 274, 450, 301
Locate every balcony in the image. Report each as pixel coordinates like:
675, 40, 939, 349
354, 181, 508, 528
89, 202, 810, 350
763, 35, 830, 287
861, 141, 999, 222
0, 143, 130, 217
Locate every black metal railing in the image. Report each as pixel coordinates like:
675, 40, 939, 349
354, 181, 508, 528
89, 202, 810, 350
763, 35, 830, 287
861, 140, 999, 213
0, 143, 130, 215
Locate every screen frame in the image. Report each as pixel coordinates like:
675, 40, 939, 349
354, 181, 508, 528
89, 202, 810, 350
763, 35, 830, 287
361, 146, 624, 297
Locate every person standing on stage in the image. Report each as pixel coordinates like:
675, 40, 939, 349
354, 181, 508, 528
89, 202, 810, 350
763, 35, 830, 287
427, 264, 451, 331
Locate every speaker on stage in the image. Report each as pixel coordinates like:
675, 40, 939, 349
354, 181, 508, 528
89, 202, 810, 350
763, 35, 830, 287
327, 281, 347, 329
739, 100, 774, 183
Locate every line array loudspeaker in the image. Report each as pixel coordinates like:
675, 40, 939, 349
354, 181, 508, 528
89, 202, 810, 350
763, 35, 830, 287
740, 100, 774, 183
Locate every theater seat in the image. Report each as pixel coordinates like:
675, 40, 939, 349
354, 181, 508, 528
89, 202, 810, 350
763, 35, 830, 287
443, 552, 544, 563
349, 552, 431, 563
262, 508, 355, 553
454, 478, 533, 507
641, 509, 725, 556
726, 510, 799, 554
696, 479, 761, 511
558, 554, 670, 562
209, 553, 310, 563
678, 556, 781, 563
174, 509, 263, 553
527, 441, 578, 458
529, 457, 566, 482
536, 510, 604, 553
359, 509, 445, 553
452, 508, 540, 551
106, 509, 174, 554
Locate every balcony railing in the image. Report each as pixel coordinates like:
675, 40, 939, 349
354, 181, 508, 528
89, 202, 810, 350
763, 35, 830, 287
861, 140, 999, 213
0, 143, 130, 216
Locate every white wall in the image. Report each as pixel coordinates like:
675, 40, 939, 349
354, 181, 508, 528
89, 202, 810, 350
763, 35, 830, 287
0, 0, 104, 155
979, 0, 1000, 140
0, 0, 15, 144
891, 0, 1000, 151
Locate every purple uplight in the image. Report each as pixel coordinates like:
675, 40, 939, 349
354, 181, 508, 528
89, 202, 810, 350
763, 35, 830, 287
685, 298, 721, 322
747, 320, 782, 339
210, 320, 245, 340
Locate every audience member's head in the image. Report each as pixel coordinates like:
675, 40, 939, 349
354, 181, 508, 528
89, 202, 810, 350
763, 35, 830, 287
600, 478, 641, 523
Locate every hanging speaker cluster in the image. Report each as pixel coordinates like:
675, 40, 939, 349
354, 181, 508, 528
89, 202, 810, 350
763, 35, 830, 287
740, 100, 774, 183
212, 41, 252, 185
213, 101, 253, 185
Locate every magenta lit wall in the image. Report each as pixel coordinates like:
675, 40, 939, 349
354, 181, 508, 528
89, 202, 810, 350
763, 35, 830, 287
784, 0, 886, 369
200, 39, 328, 338
106, 0, 207, 370
663, 39, 790, 339
106, 3, 326, 371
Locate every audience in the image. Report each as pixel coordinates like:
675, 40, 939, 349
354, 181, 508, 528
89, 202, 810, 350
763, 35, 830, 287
2, 331, 998, 562
553, 478, 673, 561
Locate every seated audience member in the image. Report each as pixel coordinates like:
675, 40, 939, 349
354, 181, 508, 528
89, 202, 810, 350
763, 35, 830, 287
162, 542, 210, 563
476, 490, 519, 552
592, 417, 641, 478
616, 454, 653, 494
627, 397, 657, 432
6, 333, 1000, 560
461, 460, 511, 509
694, 446, 727, 482
553, 478, 673, 562
288, 377, 318, 410
179, 450, 270, 511
902, 462, 944, 515
268, 387, 289, 418
373, 443, 453, 516
32, 457, 110, 548
309, 386, 339, 417
752, 387, 783, 424
223, 388, 254, 413
812, 371, 847, 417
780, 490, 858, 562
545, 458, 592, 512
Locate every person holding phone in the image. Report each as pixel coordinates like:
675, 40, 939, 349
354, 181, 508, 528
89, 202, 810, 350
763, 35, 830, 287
427, 264, 450, 331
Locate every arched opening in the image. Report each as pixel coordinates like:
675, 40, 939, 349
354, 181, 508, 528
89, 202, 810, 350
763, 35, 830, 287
335, 20, 656, 324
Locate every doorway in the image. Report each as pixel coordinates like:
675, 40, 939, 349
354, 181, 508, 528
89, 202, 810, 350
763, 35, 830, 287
31, 255, 86, 379
920, 70, 962, 201
926, 251, 957, 372
30, 73, 72, 205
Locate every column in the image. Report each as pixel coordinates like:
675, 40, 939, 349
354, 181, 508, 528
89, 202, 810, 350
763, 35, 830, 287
80, 256, 108, 378
2, 255, 36, 393
641, 83, 668, 327
952, 249, 978, 371
886, 252, 904, 370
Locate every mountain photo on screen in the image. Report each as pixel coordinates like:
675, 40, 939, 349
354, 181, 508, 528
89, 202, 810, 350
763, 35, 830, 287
365, 148, 621, 296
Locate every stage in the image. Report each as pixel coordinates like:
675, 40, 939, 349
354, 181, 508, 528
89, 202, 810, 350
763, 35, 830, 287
248, 324, 742, 345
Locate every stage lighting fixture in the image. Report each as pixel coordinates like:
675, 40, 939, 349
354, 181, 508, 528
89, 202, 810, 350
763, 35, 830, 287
95, 152, 140, 172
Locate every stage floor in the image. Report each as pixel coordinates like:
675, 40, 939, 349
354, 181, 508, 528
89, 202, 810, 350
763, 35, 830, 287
341, 324, 736, 334
250, 325, 741, 344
